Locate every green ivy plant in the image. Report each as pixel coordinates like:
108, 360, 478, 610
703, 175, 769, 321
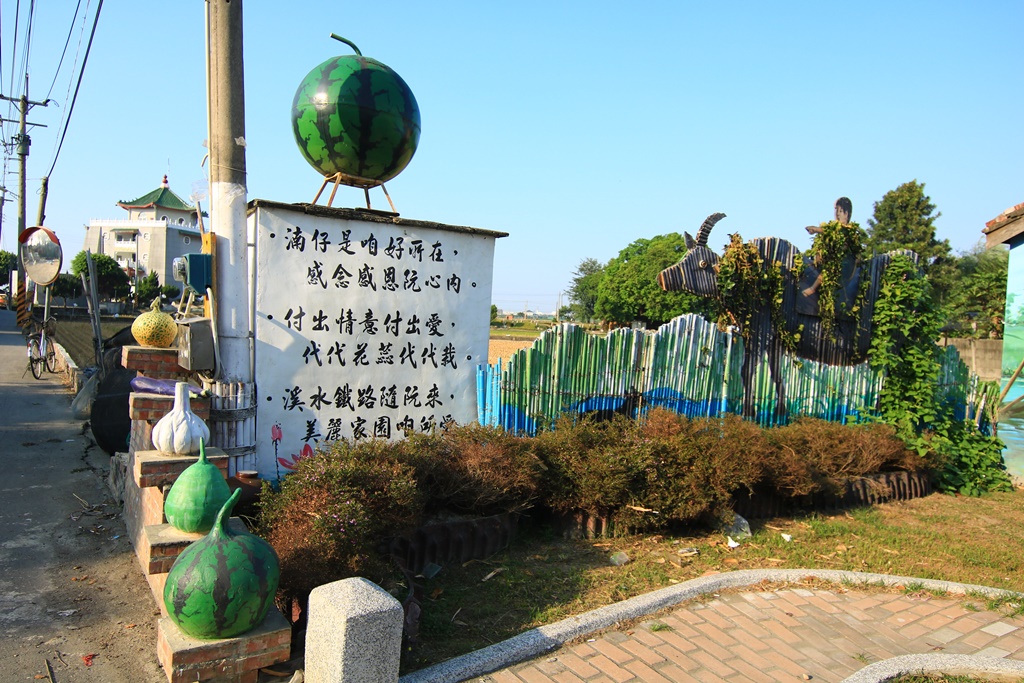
808, 220, 866, 335
716, 233, 798, 351
867, 254, 1010, 495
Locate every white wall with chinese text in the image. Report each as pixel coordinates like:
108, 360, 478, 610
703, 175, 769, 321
251, 202, 501, 480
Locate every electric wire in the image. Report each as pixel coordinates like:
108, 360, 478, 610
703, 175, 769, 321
49, 0, 91, 162
18, 0, 34, 96
43, 0, 82, 102
46, 0, 102, 179
4, 0, 23, 147
0, 1, 6, 146
7, 0, 20, 96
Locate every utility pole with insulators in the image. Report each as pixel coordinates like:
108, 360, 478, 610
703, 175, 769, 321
0, 75, 50, 318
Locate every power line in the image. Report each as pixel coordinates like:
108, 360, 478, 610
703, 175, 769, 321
46, 0, 102, 179
8, 0, 22, 97
0, 5, 5, 151
19, 0, 35, 94
5, 0, 24, 147
44, 0, 83, 101
49, 0, 91, 161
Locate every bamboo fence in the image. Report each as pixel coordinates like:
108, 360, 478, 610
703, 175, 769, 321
477, 314, 977, 435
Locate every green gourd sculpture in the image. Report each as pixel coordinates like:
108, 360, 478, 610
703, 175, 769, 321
164, 489, 281, 639
164, 439, 231, 533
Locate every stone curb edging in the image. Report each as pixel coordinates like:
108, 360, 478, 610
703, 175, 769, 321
840, 653, 1024, 682
398, 568, 1024, 683
53, 342, 85, 392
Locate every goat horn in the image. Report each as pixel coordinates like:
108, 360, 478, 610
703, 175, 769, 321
696, 213, 726, 246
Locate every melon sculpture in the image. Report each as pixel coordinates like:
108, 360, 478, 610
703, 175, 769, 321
164, 489, 280, 639
132, 299, 177, 348
291, 36, 420, 184
163, 439, 231, 533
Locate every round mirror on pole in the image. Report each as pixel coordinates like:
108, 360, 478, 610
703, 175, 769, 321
18, 226, 63, 286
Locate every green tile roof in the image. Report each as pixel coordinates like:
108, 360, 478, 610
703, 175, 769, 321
118, 176, 195, 212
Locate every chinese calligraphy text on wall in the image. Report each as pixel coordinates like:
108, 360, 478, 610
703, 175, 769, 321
251, 201, 504, 479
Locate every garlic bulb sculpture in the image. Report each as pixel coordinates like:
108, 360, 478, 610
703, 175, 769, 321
152, 382, 210, 455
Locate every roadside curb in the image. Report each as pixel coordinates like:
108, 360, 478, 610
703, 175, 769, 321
841, 654, 1024, 682
53, 341, 85, 392
399, 568, 1024, 683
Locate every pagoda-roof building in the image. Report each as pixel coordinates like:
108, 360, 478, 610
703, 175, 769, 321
117, 175, 195, 212
82, 175, 205, 300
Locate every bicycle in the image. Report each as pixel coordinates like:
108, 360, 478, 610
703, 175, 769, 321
26, 316, 57, 379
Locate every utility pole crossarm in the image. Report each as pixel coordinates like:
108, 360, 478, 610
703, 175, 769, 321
2, 77, 51, 282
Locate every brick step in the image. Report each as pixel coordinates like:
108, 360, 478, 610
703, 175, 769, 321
130, 391, 212, 423
157, 607, 291, 683
133, 447, 229, 489
142, 518, 249, 575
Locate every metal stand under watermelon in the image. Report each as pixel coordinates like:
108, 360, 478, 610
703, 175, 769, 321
312, 170, 398, 214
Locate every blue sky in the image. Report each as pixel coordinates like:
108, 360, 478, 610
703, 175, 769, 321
1, 1, 1021, 314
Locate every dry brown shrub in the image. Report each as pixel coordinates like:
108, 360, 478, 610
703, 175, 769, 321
259, 440, 422, 603
407, 424, 543, 516
623, 411, 770, 528
765, 418, 922, 496
533, 414, 640, 517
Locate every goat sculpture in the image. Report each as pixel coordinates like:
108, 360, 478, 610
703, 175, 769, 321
657, 213, 916, 420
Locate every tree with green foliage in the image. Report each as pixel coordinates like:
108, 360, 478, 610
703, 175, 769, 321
135, 271, 161, 307
70, 251, 131, 299
942, 242, 1008, 338
161, 284, 182, 301
594, 234, 715, 328
490, 304, 498, 321
50, 272, 83, 306
866, 180, 956, 303
0, 249, 15, 286
566, 258, 605, 323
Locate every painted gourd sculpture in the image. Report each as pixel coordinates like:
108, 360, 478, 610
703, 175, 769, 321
131, 299, 178, 348
163, 439, 231, 533
164, 489, 281, 639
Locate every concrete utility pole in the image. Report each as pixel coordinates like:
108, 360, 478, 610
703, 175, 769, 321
206, 0, 251, 383
0, 75, 50, 311
0, 76, 49, 248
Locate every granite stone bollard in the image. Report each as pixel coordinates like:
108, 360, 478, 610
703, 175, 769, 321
305, 577, 404, 683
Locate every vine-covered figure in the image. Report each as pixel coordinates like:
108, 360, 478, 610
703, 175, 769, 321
657, 211, 916, 420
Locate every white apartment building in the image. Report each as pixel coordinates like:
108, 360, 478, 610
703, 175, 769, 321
82, 176, 204, 289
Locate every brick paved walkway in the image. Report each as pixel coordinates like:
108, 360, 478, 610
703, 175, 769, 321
477, 587, 1024, 683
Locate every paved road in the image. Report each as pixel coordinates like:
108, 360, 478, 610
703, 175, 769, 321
0, 308, 164, 682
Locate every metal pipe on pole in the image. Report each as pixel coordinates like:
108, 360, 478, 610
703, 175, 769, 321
205, 0, 251, 384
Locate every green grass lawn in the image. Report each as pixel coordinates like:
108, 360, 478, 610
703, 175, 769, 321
404, 491, 1024, 671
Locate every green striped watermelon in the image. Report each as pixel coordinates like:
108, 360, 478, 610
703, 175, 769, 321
163, 489, 280, 639
291, 53, 420, 183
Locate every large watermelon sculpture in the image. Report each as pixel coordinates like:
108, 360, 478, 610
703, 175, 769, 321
163, 489, 280, 639
292, 34, 420, 184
